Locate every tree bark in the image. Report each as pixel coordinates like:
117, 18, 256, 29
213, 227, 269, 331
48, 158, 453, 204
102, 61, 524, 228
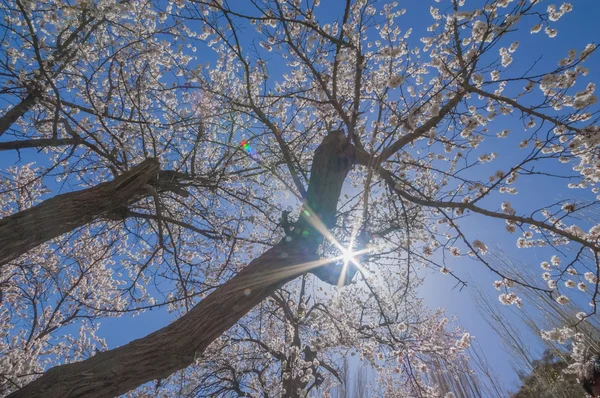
0, 158, 160, 268
0, 138, 80, 151
10, 131, 356, 398
0, 92, 39, 137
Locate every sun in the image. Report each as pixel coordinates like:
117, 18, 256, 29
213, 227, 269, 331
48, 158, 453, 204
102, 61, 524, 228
341, 248, 356, 265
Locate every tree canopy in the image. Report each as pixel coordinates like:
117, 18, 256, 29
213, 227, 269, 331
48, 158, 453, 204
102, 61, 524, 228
0, 0, 599, 396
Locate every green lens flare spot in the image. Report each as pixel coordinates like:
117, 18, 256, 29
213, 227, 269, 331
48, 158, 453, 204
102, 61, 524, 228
302, 230, 309, 237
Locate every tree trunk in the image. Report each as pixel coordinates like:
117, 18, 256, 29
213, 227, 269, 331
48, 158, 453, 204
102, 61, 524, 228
0, 158, 159, 268
11, 131, 355, 398
9, 241, 321, 398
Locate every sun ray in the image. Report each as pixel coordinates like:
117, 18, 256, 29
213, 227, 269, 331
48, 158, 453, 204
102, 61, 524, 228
233, 255, 348, 292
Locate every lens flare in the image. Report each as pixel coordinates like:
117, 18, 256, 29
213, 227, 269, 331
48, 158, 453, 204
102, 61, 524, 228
241, 140, 252, 154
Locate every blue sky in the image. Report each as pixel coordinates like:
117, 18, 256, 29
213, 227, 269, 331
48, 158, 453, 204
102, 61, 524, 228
412, 0, 600, 391
2, 0, 600, 394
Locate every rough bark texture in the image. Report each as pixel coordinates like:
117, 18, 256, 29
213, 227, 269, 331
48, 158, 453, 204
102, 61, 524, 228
11, 131, 355, 398
10, 242, 318, 398
0, 158, 160, 268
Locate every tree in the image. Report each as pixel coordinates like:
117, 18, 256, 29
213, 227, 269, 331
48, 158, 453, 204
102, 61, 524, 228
1, 0, 599, 397
0, 158, 212, 267
471, 251, 600, 397
511, 350, 584, 398
126, 275, 469, 397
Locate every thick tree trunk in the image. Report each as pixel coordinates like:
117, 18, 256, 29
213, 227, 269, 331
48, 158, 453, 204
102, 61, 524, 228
10, 241, 321, 398
11, 131, 355, 398
0, 159, 159, 268
288, 129, 356, 285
